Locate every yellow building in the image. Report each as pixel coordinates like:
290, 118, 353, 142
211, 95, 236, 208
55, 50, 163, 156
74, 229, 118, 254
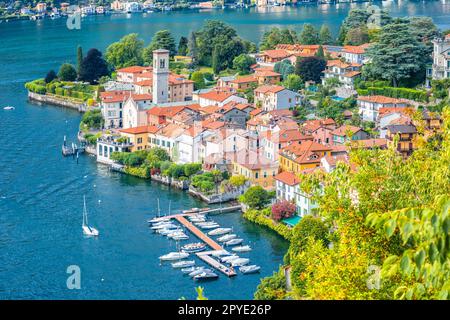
279, 140, 331, 175
119, 125, 158, 152
231, 149, 279, 189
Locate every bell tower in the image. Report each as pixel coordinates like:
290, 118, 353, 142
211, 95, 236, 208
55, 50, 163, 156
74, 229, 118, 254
152, 49, 169, 104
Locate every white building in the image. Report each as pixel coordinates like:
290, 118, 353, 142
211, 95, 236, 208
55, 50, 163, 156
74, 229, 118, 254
357, 95, 410, 122
152, 49, 170, 104
122, 95, 152, 129
196, 90, 247, 108
175, 126, 214, 164
431, 35, 450, 80
274, 171, 318, 216
341, 44, 370, 65
96, 136, 133, 165
254, 85, 301, 112
322, 60, 361, 90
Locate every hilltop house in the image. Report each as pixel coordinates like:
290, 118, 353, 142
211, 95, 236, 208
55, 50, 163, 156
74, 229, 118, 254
322, 60, 361, 89
279, 140, 331, 175
254, 85, 301, 112
358, 95, 410, 122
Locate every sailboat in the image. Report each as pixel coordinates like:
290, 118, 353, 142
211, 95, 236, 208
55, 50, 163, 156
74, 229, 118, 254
82, 196, 99, 236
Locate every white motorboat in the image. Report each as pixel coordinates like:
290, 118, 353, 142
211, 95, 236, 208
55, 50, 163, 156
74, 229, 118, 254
208, 228, 232, 236
172, 234, 189, 241
193, 272, 219, 280
240, 265, 261, 274
158, 228, 183, 236
231, 258, 250, 267
181, 242, 207, 253
225, 238, 243, 246
200, 224, 220, 230
232, 245, 252, 253
195, 221, 217, 226
167, 231, 185, 238
210, 250, 230, 257
217, 234, 237, 242
159, 252, 189, 261
181, 266, 198, 274
3, 106, 15, 110
151, 223, 177, 230
189, 267, 212, 277
82, 196, 99, 237
189, 217, 206, 223
220, 255, 240, 263
148, 217, 169, 224
171, 260, 195, 268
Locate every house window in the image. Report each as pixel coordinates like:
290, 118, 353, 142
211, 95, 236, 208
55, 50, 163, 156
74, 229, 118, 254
137, 137, 143, 144
255, 172, 259, 179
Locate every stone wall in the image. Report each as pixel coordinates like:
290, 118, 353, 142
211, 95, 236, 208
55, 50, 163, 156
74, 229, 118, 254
28, 92, 86, 112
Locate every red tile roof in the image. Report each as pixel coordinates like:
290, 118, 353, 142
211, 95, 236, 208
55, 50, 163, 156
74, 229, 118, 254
358, 95, 409, 104
274, 171, 300, 186
117, 66, 152, 74
198, 90, 234, 102
119, 125, 159, 134
331, 125, 364, 137
254, 85, 285, 94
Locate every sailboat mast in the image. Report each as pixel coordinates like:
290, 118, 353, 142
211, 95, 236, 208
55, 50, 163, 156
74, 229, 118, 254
83, 196, 89, 226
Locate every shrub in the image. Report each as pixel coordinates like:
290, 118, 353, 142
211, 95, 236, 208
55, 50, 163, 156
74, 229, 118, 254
271, 201, 297, 221
239, 186, 272, 210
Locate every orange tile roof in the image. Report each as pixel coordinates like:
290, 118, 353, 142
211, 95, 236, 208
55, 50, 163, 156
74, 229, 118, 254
254, 85, 285, 94
331, 125, 364, 137
255, 70, 281, 77
262, 49, 291, 59
351, 139, 388, 149
116, 66, 152, 74
231, 75, 257, 84
265, 129, 312, 143
302, 118, 336, 133
156, 123, 185, 138
343, 71, 361, 78
274, 171, 300, 186
281, 140, 331, 165
202, 119, 226, 130
100, 91, 151, 103
250, 108, 264, 117
198, 90, 234, 102
342, 44, 370, 54
147, 106, 184, 117
119, 125, 159, 135
357, 95, 409, 104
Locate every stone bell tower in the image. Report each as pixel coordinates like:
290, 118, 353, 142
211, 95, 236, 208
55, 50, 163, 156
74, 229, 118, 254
152, 49, 169, 104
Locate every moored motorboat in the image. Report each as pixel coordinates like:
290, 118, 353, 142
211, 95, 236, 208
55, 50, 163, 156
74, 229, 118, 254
199, 224, 220, 230
208, 227, 232, 236
189, 267, 212, 277
3, 106, 15, 110
231, 258, 250, 267
159, 252, 189, 261
232, 245, 252, 253
172, 234, 189, 241
148, 217, 169, 224
171, 260, 195, 268
193, 272, 219, 281
158, 227, 182, 235
217, 234, 237, 242
225, 238, 243, 246
151, 223, 177, 230
181, 242, 207, 253
240, 265, 261, 274
181, 266, 198, 274
220, 255, 240, 263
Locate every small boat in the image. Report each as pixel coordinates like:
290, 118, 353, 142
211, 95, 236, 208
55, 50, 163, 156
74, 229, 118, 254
225, 238, 243, 246
147, 217, 169, 224
208, 228, 232, 236
181, 242, 207, 253
167, 231, 186, 238
3, 106, 14, 110
240, 265, 261, 274
159, 252, 189, 261
189, 267, 212, 277
172, 234, 189, 241
200, 224, 220, 230
217, 234, 237, 242
220, 255, 240, 263
183, 207, 210, 214
151, 223, 177, 230
171, 260, 195, 268
193, 272, 219, 281
232, 245, 252, 253
158, 228, 182, 235
189, 217, 206, 223
181, 266, 198, 274
195, 221, 217, 226
231, 258, 250, 267
210, 250, 230, 257
82, 196, 99, 237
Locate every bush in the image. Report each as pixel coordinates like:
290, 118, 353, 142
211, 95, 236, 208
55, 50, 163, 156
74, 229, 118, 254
58, 63, 77, 81
243, 209, 293, 240
184, 163, 202, 177
80, 109, 104, 130
240, 186, 272, 210
289, 215, 329, 257
271, 201, 297, 221
124, 166, 150, 179
254, 270, 287, 300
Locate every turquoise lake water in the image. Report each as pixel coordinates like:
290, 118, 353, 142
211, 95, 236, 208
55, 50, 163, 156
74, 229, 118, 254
0, 2, 449, 299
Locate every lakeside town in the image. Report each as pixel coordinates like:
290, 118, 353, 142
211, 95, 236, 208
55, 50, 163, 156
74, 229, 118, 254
0, 0, 422, 22
22, 6, 450, 300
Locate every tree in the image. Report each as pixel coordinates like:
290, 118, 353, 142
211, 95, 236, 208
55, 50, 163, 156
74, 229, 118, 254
78, 48, 110, 84
319, 24, 333, 45
274, 59, 295, 80
289, 215, 329, 257
187, 31, 199, 64
191, 71, 205, 90
105, 33, 144, 69
143, 30, 177, 64
344, 26, 369, 45
363, 21, 429, 87
295, 56, 326, 83
45, 70, 57, 83
299, 24, 319, 45
315, 45, 325, 59
408, 17, 439, 56
229, 175, 247, 188
260, 27, 297, 50
271, 200, 296, 221
282, 74, 303, 92
80, 109, 104, 129
184, 163, 202, 177
77, 45, 83, 77
254, 270, 287, 300
58, 63, 77, 81
177, 36, 188, 56
233, 54, 256, 75
240, 186, 272, 210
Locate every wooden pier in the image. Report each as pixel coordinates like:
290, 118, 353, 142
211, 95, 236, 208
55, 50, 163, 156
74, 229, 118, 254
197, 251, 237, 277
174, 216, 223, 251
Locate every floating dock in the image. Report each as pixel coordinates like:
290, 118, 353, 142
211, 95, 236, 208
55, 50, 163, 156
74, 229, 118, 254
197, 251, 237, 277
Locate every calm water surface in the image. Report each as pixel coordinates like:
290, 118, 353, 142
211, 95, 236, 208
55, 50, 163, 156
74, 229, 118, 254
0, 1, 449, 299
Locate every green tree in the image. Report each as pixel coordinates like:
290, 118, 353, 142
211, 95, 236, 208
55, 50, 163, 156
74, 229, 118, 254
232, 54, 256, 75
191, 71, 205, 90
80, 109, 104, 129
260, 27, 297, 50
229, 175, 247, 187
299, 23, 319, 45
319, 24, 333, 45
177, 36, 188, 56
282, 74, 303, 92
274, 59, 295, 80
315, 45, 325, 59
240, 186, 272, 210
58, 63, 77, 81
143, 30, 177, 64
254, 270, 287, 300
187, 31, 199, 64
363, 20, 429, 87
289, 215, 329, 257
344, 26, 369, 45
79, 48, 110, 84
105, 33, 144, 69
77, 45, 83, 77
44, 70, 57, 83
295, 56, 326, 83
